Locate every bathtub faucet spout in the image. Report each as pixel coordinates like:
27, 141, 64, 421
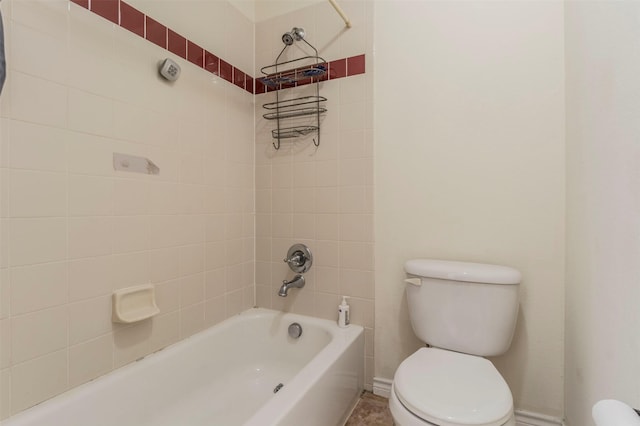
278, 274, 305, 297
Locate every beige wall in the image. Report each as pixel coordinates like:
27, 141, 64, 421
565, 2, 640, 425
253, 1, 375, 389
0, 0, 254, 418
373, 0, 566, 417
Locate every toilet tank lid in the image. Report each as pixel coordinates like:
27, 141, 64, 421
405, 259, 521, 285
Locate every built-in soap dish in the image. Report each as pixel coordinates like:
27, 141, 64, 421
112, 284, 160, 324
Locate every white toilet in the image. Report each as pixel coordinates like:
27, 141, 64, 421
389, 259, 521, 426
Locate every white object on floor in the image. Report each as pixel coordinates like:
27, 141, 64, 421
593, 400, 640, 426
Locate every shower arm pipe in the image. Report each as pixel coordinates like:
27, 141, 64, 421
328, 0, 352, 28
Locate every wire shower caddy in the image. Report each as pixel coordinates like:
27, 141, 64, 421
260, 28, 327, 150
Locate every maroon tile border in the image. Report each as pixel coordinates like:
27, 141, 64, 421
91, 0, 119, 24
204, 51, 219, 76
145, 16, 167, 49
234, 69, 246, 90
120, 2, 144, 37
168, 29, 187, 59
347, 54, 366, 76
71, 0, 89, 9
329, 58, 347, 80
245, 77, 254, 95
187, 41, 204, 68
69, 0, 366, 95
219, 60, 233, 83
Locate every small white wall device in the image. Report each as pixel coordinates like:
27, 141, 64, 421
159, 58, 180, 81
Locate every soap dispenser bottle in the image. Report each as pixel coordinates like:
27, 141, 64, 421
338, 296, 350, 328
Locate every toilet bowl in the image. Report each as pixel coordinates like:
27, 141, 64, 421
390, 348, 515, 426
391, 259, 521, 426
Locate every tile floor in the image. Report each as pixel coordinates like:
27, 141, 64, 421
345, 391, 394, 426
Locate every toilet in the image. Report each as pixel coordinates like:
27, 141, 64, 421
389, 259, 521, 426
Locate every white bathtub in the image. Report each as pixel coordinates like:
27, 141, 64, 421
2, 308, 364, 426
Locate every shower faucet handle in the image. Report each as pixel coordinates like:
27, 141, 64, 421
283, 244, 313, 273
283, 253, 303, 266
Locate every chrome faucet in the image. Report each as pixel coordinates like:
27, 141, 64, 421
278, 274, 305, 297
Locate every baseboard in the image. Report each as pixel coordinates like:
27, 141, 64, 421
515, 410, 565, 426
373, 377, 564, 426
372, 377, 392, 398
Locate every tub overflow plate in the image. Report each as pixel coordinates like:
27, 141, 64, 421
288, 323, 303, 339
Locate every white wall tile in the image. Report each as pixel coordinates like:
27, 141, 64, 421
147, 215, 182, 249
225, 288, 243, 318
68, 296, 112, 345
338, 130, 366, 160
340, 268, 373, 299
113, 102, 151, 145
292, 214, 315, 240
10, 72, 67, 128
204, 295, 225, 327
0, 319, 10, 369
176, 215, 206, 246
149, 312, 179, 353
11, 0, 68, 40
9, 170, 67, 218
113, 320, 152, 368
9, 121, 68, 172
177, 184, 204, 215
68, 89, 114, 137
180, 273, 205, 308
180, 302, 205, 337
155, 279, 180, 314
0, 169, 8, 219
205, 267, 226, 299
179, 244, 204, 276
0, 368, 10, 420
178, 153, 204, 185
69, 335, 114, 388
113, 179, 148, 216
67, 132, 114, 177
0, 119, 8, 169
340, 214, 372, 242
11, 306, 67, 363
314, 160, 338, 187
68, 217, 113, 259
11, 350, 68, 414
112, 216, 149, 254
11, 23, 68, 85
0, 269, 9, 319
339, 158, 367, 186
0, 220, 7, 268
9, 218, 66, 266
10, 262, 67, 315
112, 252, 149, 289
314, 187, 339, 214
69, 256, 114, 302
68, 175, 114, 217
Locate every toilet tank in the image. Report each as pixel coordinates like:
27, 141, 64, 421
404, 259, 521, 357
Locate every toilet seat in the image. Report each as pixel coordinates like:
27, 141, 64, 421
393, 348, 513, 426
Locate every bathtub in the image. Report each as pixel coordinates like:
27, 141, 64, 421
2, 308, 364, 426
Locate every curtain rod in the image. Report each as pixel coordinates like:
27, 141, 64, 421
328, 0, 352, 28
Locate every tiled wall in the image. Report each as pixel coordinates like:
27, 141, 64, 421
0, 0, 254, 418
254, 1, 375, 390
71, 0, 255, 94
